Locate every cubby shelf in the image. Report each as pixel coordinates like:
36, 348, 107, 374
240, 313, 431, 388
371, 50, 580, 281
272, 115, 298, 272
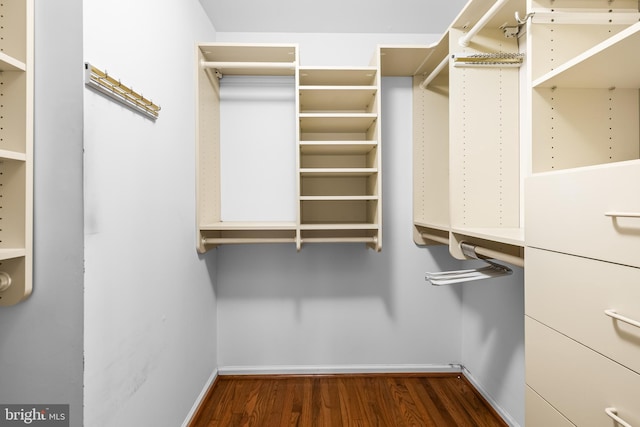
0, 0, 33, 306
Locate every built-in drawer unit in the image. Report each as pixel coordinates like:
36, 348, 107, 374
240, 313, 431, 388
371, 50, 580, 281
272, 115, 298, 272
526, 160, 640, 268
525, 387, 573, 427
526, 247, 640, 375
526, 317, 640, 427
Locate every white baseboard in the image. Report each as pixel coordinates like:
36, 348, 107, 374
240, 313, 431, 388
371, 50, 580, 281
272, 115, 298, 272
181, 368, 219, 427
461, 366, 521, 427
217, 363, 462, 376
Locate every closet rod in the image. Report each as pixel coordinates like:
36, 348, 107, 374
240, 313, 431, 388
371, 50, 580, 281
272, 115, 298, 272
203, 237, 295, 245
470, 245, 524, 268
419, 55, 449, 89
459, 0, 509, 47
200, 61, 296, 70
301, 237, 377, 244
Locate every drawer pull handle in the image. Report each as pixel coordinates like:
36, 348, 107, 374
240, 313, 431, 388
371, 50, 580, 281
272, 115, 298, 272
605, 407, 633, 427
605, 309, 640, 329
605, 211, 640, 218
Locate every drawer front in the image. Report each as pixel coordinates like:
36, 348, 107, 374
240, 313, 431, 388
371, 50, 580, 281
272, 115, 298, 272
526, 248, 640, 374
526, 317, 640, 427
526, 386, 574, 427
525, 160, 640, 268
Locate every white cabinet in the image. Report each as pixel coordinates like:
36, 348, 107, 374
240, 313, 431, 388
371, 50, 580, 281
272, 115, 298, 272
0, 0, 33, 306
524, 1, 640, 424
196, 44, 382, 252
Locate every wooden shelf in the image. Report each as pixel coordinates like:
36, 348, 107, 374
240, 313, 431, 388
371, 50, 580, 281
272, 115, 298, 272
299, 223, 379, 230
299, 87, 377, 112
0, 52, 26, 72
299, 168, 377, 177
200, 221, 297, 231
300, 195, 378, 201
299, 114, 377, 133
0, 149, 27, 162
299, 67, 377, 86
451, 227, 525, 247
300, 141, 377, 155
533, 22, 640, 89
0, 248, 27, 261
199, 43, 297, 76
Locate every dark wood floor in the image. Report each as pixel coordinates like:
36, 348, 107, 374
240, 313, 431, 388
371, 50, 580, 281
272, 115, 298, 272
189, 373, 508, 427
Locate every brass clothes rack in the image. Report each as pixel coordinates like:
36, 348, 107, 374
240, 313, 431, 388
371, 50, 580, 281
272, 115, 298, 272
84, 62, 161, 120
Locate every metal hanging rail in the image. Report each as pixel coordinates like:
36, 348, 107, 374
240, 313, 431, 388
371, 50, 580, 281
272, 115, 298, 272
84, 62, 161, 120
459, 0, 511, 47
419, 55, 450, 89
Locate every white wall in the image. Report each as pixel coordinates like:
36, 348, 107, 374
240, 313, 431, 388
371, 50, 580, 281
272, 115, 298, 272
0, 1, 84, 425
461, 266, 525, 425
83, 1, 218, 426
214, 32, 464, 372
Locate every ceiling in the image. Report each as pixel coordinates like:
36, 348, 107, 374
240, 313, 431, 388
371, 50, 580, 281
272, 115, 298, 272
199, 0, 469, 34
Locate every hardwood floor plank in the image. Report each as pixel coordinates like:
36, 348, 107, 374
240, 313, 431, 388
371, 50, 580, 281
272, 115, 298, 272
189, 373, 508, 427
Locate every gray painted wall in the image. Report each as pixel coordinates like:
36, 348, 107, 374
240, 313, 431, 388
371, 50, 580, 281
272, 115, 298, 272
0, 0, 85, 425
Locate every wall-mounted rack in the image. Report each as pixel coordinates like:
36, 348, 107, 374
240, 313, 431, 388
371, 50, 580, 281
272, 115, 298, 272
84, 62, 161, 120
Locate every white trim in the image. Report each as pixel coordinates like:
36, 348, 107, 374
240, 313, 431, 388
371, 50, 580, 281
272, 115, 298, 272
181, 368, 219, 427
217, 363, 462, 376
461, 366, 521, 427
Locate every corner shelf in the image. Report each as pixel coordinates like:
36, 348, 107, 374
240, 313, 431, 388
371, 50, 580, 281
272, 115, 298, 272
0, 0, 33, 306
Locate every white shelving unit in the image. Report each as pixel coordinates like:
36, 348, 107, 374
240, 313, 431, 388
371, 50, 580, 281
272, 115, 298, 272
0, 0, 33, 306
196, 43, 299, 252
196, 44, 382, 252
297, 66, 382, 251
524, 1, 640, 425
382, 0, 525, 266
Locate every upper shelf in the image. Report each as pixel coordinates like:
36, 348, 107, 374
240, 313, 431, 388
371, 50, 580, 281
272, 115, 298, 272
199, 43, 297, 76
299, 67, 377, 85
299, 114, 377, 133
300, 141, 377, 155
299, 87, 377, 113
533, 21, 640, 89
379, 36, 449, 77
